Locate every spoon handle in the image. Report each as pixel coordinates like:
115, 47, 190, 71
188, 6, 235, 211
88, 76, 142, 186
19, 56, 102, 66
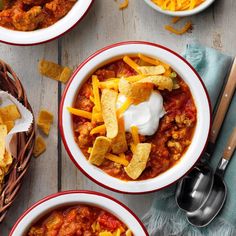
223, 127, 236, 161
216, 128, 236, 177
209, 58, 236, 144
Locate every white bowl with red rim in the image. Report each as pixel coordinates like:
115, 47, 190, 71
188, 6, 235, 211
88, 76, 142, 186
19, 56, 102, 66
143, 0, 215, 17
0, 0, 93, 45
10, 190, 148, 236
60, 41, 211, 194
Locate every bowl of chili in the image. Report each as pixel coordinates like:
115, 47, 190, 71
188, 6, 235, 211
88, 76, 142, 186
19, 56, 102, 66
143, 0, 215, 17
60, 41, 211, 194
0, 0, 93, 45
10, 190, 148, 236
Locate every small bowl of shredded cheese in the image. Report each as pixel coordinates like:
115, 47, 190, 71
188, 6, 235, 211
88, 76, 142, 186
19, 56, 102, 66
144, 0, 215, 16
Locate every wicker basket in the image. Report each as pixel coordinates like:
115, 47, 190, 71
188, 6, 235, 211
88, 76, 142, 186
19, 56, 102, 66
0, 59, 35, 222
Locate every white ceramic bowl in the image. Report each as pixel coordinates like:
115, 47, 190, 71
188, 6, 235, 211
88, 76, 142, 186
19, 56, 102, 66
10, 190, 148, 236
0, 0, 93, 45
60, 41, 211, 194
143, 0, 215, 17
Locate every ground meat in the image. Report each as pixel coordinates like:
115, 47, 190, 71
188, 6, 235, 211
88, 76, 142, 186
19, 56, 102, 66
95, 69, 116, 81
11, 6, 45, 31
0, 0, 77, 30
77, 122, 94, 147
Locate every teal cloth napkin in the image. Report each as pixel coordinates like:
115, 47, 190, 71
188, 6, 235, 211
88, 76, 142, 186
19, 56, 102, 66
143, 44, 236, 236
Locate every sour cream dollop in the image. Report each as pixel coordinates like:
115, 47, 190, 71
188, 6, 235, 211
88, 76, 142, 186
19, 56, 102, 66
117, 91, 165, 136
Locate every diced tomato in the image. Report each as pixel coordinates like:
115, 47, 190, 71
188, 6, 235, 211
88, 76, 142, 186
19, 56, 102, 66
97, 212, 122, 231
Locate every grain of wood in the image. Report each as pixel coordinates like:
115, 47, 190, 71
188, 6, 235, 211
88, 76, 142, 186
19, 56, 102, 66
1, 0, 236, 235
0, 42, 59, 235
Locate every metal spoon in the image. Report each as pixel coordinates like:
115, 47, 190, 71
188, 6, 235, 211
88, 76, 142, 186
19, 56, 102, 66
187, 128, 236, 227
175, 58, 236, 212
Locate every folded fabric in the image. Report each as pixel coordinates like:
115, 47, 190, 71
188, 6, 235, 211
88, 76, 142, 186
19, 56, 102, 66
143, 43, 236, 236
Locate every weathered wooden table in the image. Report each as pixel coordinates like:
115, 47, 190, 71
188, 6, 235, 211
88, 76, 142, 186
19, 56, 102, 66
1, 0, 236, 235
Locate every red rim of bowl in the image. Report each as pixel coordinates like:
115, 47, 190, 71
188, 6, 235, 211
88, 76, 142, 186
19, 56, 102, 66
9, 190, 149, 236
0, 0, 94, 46
59, 41, 212, 194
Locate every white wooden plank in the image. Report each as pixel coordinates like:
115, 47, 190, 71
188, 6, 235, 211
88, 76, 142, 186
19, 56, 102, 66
0, 41, 59, 235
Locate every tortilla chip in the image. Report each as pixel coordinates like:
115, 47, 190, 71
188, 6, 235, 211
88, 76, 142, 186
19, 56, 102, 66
33, 136, 46, 157
59, 67, 72, 84
138, 75, 174, 91
89, 136, 111, 166
0, 150, 13, 173
119, 78, 153, 104
4, 121, 14, 133
130, 125, 140, 145
0, 125, 7, 162
101, 89, 118, 139
124, 143, 151, 180
39, 60, 64, 80
0, 115, 3, 124
92, 75, 102, 112
118, 78, 131, 95
0, 104, 21, 122
37, 110, 54, 135
125, 229, 132, 236
0, 168, 4, 184
111, 118, 127, 154
138, 65, 166, 75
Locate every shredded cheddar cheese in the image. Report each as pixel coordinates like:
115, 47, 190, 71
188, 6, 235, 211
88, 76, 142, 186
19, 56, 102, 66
119, 0, 129, 9
90, 124, 106, 135
105, 153, 129, 166
172, 16, 181, 24
152, 0, 205, 11
92, 109, 104, 123
165, 21, 192, 35
67, 107, 92, 120
116, 98, 133, 117
99, 81, 119, 90
87, 147, 93, 154
164, 68, 172, 77
123, 56, 141, 74
89, 96, 95, 103
131, 126, 140, 145
92, 75, 102, 112
138, 53, 170, 69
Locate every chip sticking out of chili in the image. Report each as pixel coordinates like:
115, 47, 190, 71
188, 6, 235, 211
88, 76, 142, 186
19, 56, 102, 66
101, 89, 118, 139
118, 78, 153, 104
138, 65, 166, 75
111, 118, 127, 154
89, 136, 111, 166
124, 143, 151, 180
138, 75, 174, 91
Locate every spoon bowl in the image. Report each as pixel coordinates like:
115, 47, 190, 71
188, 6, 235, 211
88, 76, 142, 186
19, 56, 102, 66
187, 174, 227, 227
176, 157, 214, 212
